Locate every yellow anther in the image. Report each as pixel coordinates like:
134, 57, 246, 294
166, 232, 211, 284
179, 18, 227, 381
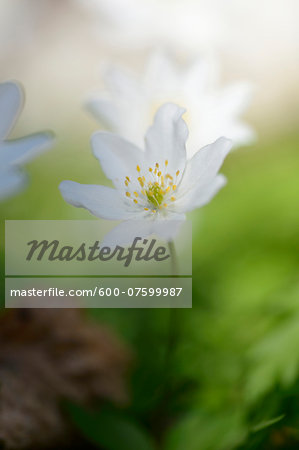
155, 162, 159, 168
134, 191, 139, 197
163, 203, 168, 208
133, 199, 138, 204
171, 196, 176, 201
166, 174, 173, 180
144, 207, 149, 211
142, 176, 145, 182
165, 186, 170, 192
136, 165, 141, 172
172, 185, 177, 191
126, 192, 131, 197
158, 171, 161, 177
154, 168, 157, 174
161, 175, 165, 186
125, 180, 128, 186
165, 160, 168, 166
141, 190, 146, 195
149, 167, 153, 172
138, 177, 144, 187
126, 176, 130, 181
176, 170, 180, 176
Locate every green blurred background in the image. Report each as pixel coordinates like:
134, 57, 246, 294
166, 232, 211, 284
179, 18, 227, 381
1, 1, 299, 449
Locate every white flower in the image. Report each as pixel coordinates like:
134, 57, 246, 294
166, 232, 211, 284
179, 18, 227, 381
60, 103, 232, 243
0, 81, 53, 201
87, 52, 255, 158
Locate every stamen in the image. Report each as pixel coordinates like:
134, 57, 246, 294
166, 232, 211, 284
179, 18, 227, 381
128, 159, 177, 211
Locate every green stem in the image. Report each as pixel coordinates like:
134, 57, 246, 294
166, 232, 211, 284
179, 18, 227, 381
168, 240, 178, 276
164, 240, 179, 376
152, 241, 180, 435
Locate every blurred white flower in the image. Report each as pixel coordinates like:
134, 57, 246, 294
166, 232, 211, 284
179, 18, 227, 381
0, 81, 53, 201
87, 52, 254, 158
60, 103, 231, 243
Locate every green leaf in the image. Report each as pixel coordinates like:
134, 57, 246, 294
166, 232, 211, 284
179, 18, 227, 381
66, 403, 156, 450
252, 414, 285, 433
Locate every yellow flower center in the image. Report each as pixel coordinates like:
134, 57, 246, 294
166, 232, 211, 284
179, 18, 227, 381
124, 160, 180, 213
146, 183, 164, 206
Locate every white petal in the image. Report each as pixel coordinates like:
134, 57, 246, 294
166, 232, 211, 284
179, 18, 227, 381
0, 169, 27, 201
200, 82, 255, 149
59, 181, 139, 220
145, 103, 188, 174
143, 51, 178, 94
229, 122, 257, 148
103, 65, 139, 97
0, 82, 23, 140
218, 82, 254, 117
99, 65, 147, 147
101, 220, 156, 247
183, 57, 217, 98
0, 83, 21, 142
178, 137, 232, 197
0, 132, 53, 167
150, 218, 186, 241
91, 131, 145, 189
101, 218, 185, 247
175, 174, 227, 213
86, 95, 119, 129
